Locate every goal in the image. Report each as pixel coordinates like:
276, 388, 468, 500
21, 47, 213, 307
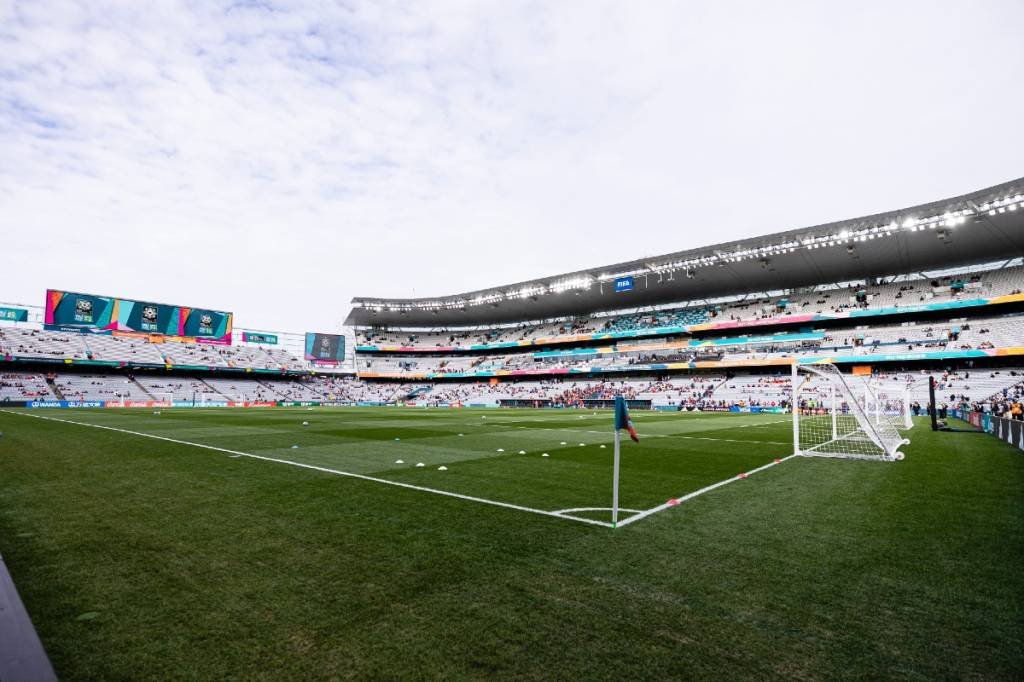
195, 392, 224, 407
792, 363, 909, 461
864, 378, 914, 432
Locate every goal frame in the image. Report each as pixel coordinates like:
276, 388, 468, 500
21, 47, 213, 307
791, 362, 909, 462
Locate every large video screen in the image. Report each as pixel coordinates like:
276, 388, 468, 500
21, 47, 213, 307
305, 332, 345, 363
45, 289, 233, 344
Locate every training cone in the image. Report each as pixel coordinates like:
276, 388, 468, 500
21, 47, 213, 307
415, 462, 425, 467
600, 444, 606, 449
560, 441, 567, 445
437, 466, 447, 471
395, 459, 404, 464
541, 453, 549, 457
302, 421, 309, 426
497, 448, 504, 452
518, 450, 526, 454
291, 445, 299, 449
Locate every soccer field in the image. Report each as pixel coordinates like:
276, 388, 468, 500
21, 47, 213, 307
0, 407, 1021, 679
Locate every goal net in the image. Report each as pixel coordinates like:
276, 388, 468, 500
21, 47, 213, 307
792, 363, 909, 461
864, 378, 914, 432
196, 392, 224, 407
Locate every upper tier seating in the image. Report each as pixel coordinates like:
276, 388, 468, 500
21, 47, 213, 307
0, 327, 306, 370
357, 313, 1024, 376
357, 265, 1024, 350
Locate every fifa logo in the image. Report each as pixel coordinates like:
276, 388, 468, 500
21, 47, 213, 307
74, 298, 94, 323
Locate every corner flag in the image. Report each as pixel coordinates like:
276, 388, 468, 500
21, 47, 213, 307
614, 396, 639, 443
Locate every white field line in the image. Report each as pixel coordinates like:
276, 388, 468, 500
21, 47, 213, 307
0, 410, 613, 529
615, 454, 799, 528
554, 507, 644, 514
495, 424, 788, 446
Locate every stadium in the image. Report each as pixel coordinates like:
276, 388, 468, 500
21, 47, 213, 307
3, 178, 1024, 678
2, 3, 1023, 680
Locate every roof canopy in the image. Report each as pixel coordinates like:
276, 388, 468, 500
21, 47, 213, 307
345, 178, 1024, 328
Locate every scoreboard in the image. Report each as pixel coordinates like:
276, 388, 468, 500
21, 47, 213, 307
305, 332, 345, 364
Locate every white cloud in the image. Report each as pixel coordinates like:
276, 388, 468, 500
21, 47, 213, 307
1, 0, 1022, 332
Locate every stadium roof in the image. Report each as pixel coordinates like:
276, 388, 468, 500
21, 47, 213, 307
345, 178, 1024, 328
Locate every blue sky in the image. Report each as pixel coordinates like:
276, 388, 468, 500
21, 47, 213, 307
1, 0, 1022, 332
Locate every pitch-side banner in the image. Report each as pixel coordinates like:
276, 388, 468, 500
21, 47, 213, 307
45, 289, 233, 344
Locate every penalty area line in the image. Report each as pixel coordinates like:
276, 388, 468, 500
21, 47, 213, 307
0, 410, 613, 529
614, 454, 800, 528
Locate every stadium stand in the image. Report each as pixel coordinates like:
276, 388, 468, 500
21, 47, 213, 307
2, 181, 1021, 412
354, 264, 1024, 351
0, 372, 54, 401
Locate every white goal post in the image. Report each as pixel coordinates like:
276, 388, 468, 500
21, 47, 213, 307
196, 392, 224, 407
792, 363, 910, 461
865, 378, 915, 431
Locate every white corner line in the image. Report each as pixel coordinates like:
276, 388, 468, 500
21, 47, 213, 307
614, 453, 800, 528
0, 410, 613, 529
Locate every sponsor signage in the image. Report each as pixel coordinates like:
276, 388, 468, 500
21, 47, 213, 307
243, 332, 279, 345
27, 400, 105, 408
614, 276, 634, 292
0, 306, 28, 322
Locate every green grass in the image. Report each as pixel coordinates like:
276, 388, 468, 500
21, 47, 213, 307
0, 406, 1021, 679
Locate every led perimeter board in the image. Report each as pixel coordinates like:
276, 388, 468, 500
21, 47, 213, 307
45, 289, 233, 344
305, 332, 345, 364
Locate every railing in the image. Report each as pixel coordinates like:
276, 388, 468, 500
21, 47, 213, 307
951, 410, 1024, 451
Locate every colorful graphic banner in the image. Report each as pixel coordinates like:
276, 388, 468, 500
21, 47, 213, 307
44, 289, 232, 344
0, 306, 28, 322
355, 293, 1024, 353
305, 333, 345, 364
243, 332, 279, 345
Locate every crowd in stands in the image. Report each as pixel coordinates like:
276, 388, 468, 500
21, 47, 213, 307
0, 326, 308, 370
0, 372, 53, 400
357, 313, 1024, 378
356, 265, 1024, 350
4, 368, 1024, 418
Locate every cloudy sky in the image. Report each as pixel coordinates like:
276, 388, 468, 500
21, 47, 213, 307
2, 0, 1022, 333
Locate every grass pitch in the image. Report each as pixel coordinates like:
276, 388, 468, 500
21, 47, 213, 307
0, 407, 1021, 679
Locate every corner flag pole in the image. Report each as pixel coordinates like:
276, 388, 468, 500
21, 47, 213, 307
612, 427, 621, 528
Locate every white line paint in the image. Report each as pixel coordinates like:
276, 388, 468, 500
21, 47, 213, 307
495, 423, 788, 445
554, 507, 644, 514
614, 454, 799, 528
0, 410, 613, 529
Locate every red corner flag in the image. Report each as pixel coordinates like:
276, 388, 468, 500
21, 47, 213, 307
614, 395, 639, 443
